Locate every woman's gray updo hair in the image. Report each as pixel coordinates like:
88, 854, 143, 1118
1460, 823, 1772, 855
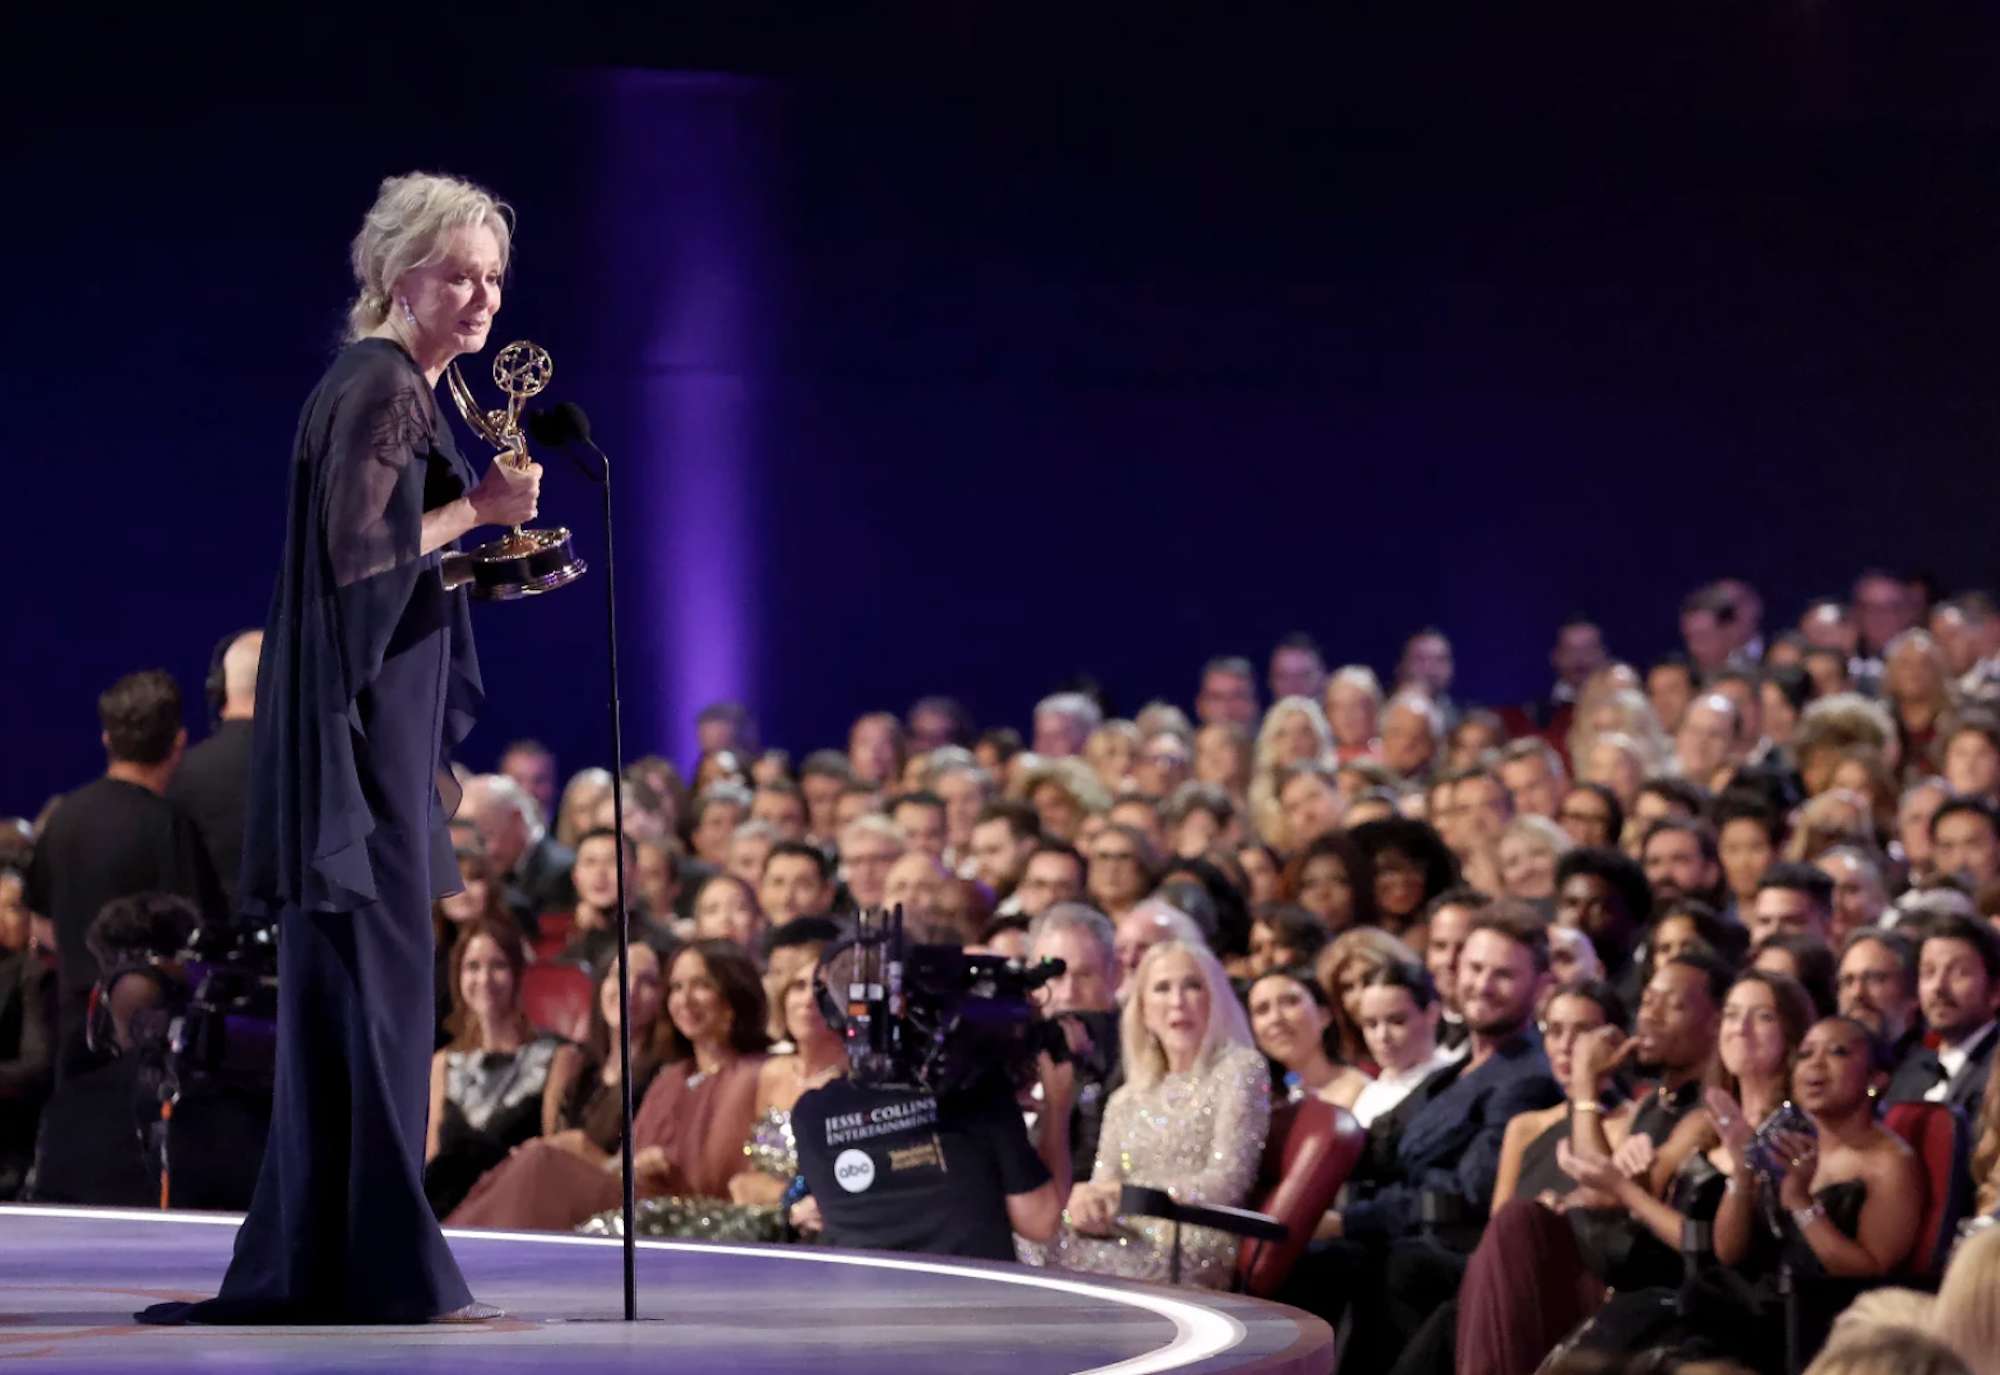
346, 172, 514, 343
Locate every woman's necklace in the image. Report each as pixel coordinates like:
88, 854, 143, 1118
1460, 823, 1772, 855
798, 1058, 842, 1090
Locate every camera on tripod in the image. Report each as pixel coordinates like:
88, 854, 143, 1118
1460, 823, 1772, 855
813, 905, 1070, 1095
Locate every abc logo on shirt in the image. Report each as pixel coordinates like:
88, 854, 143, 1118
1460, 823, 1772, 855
834, 1148, 876, 1193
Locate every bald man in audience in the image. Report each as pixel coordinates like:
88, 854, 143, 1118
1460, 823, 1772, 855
170, 629, 263, 910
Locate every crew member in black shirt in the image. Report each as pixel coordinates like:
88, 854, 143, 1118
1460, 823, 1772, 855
792, 1057, 1071, 1262
22, 670, 222, 1061
170, 629, 263, 913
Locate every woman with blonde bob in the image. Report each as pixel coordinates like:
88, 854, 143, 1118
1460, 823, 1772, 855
141, 174, 541, 1327
1037, 940, 1270, 1288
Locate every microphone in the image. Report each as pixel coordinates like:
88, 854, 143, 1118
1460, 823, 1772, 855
526, 400, 592, 448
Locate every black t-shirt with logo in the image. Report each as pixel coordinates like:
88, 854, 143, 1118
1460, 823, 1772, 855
791, 1076, 1050, 1263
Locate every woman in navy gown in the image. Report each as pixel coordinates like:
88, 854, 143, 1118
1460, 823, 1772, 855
139, 172, 541, 1325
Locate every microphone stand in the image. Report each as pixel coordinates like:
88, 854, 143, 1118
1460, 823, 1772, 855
554, 422, 638, 1321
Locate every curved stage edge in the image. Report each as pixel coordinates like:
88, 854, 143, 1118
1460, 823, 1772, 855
0, 1205, 1335, 1374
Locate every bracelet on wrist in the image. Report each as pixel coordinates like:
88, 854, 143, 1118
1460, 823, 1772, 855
1570, 1099, 1603, 1114
1791, 1201, 1825, 1230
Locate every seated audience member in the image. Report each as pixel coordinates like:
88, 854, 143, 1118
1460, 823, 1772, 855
1931, 798, 2000, 893
970, 912, 1033, 961
1084, 824, 1158, 922
838, 815, 907, 914
1111, 898, 1207, 995
1423, 888, 1489, 1054
689, 872, 767, 955
1554, 782, 1624, 853
1279, 831, 1379, 936
1164, 783, 1239, 863
1449, 968, 1810, 1375
1639, 818, 1727, 917
1887, 912, 2000, 1112
553, 767, 613, 850
761, 916, 843, 1047
1552, 846, 1652, 1006
1236, 842, 1283, 907
504, 944, 673, 1217
1248, 965, 1367, 1111
1753, 931, 1840, 1017
608, 928, 844, 1240
462, 773, 576, 932
1348, 960, 1458, 1131
966, 799, 1042, 911
1933, 1225, 2000, 1375
423, 919, 566, 1217
1034, 940, 1269, 1288
1836, 927, 1921, 1067
1291, 904, 1561, 1367
560, 828, 672, 966
1497, 738, 1568, 822
1317, 926, 1424, 1068
1247, 904, 1334, 979
1350, 818, 1462, 942
688, 783, 752, 868
1747, 861, 1837, 947
1817, 846, 1890, 943
889, 789, 949, 863
432, 844, 509, 1045
1382, 980, 1630, 1375
0, 911, 55, 1195
1027, 904, 1124, 1186
1545, 928, 1603, 1006
448, 939, 770, 1231
1716, 799, 1783, 915
1804, 1328, 1973, 1375
1497, 815, 1571, 906
1571, 1014, 1920, 1373
758, 840, 835, 928
724, 819, 780, 889
1490, 980, 1631, 1210
749, 779, 809, 841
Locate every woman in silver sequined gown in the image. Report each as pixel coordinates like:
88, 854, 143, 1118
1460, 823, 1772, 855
1032, 940, 1270, 1288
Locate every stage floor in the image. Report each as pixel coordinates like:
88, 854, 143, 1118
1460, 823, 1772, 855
0, 1206, 1333, 1373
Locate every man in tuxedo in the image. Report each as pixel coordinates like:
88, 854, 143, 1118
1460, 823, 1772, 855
1886, 913, 2000, 1114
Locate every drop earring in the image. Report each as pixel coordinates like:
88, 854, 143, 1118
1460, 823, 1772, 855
400, 297, 417, 325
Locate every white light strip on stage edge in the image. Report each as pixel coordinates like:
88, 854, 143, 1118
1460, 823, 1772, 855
0, 1205, 1247, 1375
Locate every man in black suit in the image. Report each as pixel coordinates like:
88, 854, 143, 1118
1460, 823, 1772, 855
460, 774, 575, 938
169, 629, 262, 913
1886, 913, 2000, 1114
1305, 903, 1563, 1371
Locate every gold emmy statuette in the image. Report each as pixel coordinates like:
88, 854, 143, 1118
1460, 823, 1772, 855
445, 340, 587, 601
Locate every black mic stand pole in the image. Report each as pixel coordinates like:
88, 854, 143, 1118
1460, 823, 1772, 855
562, 425, 637, 1321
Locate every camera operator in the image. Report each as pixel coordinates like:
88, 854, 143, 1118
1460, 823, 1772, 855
1026, 903, 1123, 1184
28, 894, 198, 1205
790, 945, 1074, 1261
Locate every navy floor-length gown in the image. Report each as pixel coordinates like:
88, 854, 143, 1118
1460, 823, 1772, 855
140, 336, 485, 1324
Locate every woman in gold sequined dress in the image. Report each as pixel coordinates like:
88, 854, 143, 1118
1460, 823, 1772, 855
1035, 940, 1270, 1288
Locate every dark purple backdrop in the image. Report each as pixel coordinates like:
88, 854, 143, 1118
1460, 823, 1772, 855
8, 10, 2000, 815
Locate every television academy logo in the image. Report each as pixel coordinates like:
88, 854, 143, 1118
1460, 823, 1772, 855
834, 1148, 876, 1193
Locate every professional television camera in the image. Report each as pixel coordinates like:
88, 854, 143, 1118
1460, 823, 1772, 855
814, 905, 1069, 1095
